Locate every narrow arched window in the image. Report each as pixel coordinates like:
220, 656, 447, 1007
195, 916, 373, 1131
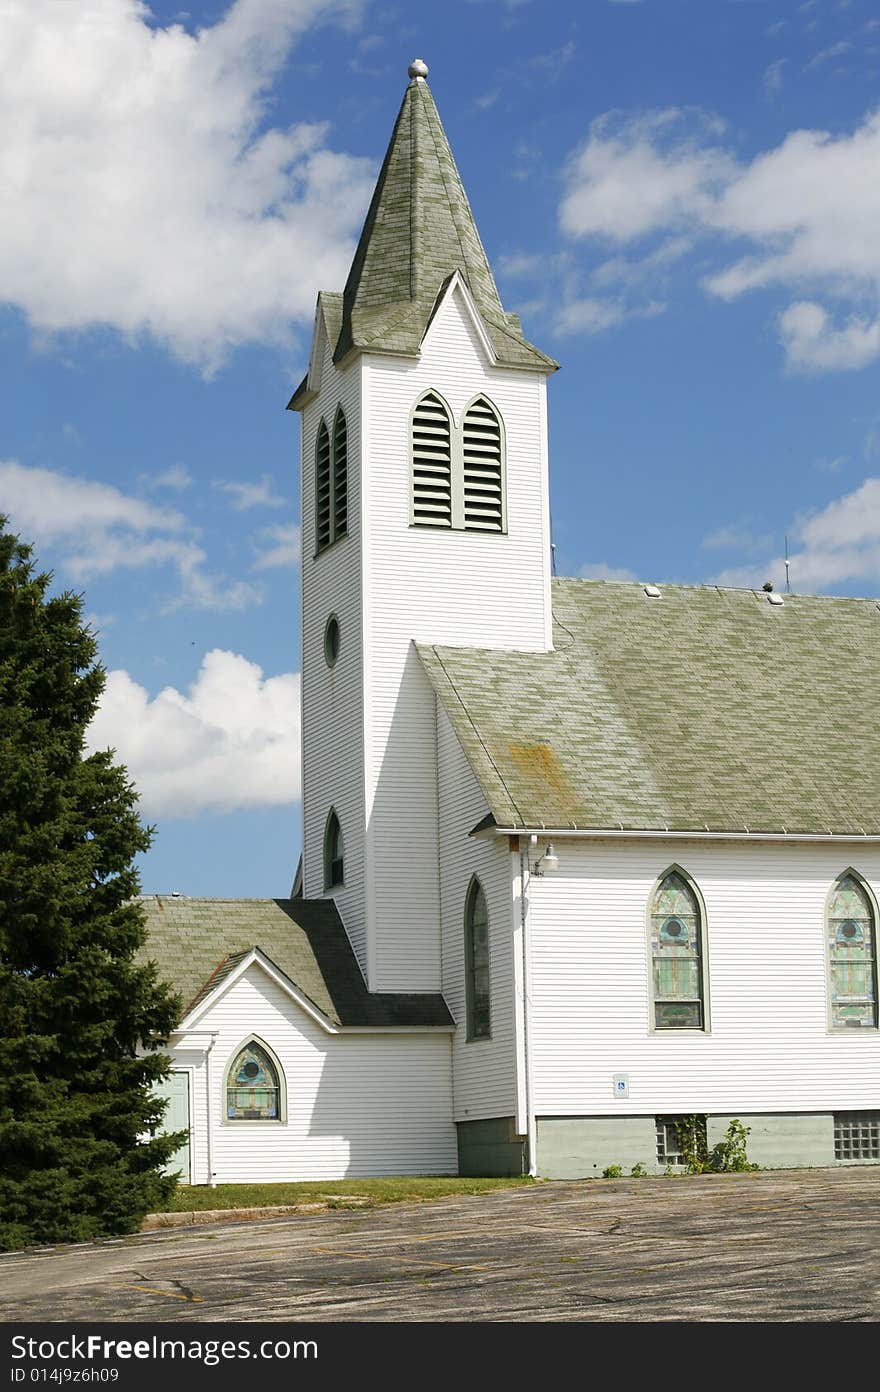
650, 870, 705, 1030
315, 418, 331, 553
324, 808, 344, 890
333, 406, 348, 540
827, 873, 878, 1029
462, 396, 505, 533
225, 1040, 281, 1121
465, 877, 490, 1040
411, 391, 452, 528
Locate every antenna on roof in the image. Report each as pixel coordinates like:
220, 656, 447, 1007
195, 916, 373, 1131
784, 535, 791, 594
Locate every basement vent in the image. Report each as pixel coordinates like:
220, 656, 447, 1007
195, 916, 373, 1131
412, 392, 452, 528
834, 1112, 879, 1161
315, 419, 331, 552
462, 396, 504, 533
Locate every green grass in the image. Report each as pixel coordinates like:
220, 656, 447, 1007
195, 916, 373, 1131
163, 1175, 534, 1213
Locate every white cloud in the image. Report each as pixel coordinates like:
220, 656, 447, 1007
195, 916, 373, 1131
554, 295, 664, 336
87, 650, 300, 817
253, 522, 301, 569
763, 58, 787, 94
554, 298, 627, 335
777, 302, 880, 373
559, 110, 734, 244
578, 561, 638, 581
558, 105, 880, 372
702, 523, 774, 554
214, 474, 286, 509
711, 477, 880, 592
0, 459, 260, 611
150, 465, 193, 491
804, 40, 852, 70
0, 0, 373, 371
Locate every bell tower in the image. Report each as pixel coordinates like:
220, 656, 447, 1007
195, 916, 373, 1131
289, 60, 558, 992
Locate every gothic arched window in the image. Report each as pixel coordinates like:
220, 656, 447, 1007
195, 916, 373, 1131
462, 395, 505, 533
411, 391, 452, 528
827, 873, 878, 1029
324, 808, 344, 890
650, 869, 706, 1030
464, 877, 490, 1040
315, 418, 332, 552
315, 408, 347, 554
225, 1040, 282, 1121
332, 406, 348, 540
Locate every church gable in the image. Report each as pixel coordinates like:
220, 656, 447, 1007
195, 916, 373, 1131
139, 896, 453, 1030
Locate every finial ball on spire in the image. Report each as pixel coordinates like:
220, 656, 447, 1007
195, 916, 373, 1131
408, 58, 429, 81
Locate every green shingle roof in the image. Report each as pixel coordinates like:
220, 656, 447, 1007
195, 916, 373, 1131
290, 74, 555, 397
139, 896, 452, 1029
418, 579, 880, 837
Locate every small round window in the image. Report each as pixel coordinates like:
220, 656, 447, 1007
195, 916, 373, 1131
324, 614, 340, 667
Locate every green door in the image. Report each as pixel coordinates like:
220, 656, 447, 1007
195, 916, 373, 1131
155, 1071, 191, 1184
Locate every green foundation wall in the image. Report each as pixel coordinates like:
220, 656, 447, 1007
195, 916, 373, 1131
456, 1117, 528, 1177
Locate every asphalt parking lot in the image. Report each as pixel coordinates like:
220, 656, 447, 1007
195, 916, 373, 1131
1, 1167, 878, 1322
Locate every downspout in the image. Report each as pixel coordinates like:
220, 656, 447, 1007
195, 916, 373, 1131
204, 1032, 219, 1188
519, 842, 537, 1178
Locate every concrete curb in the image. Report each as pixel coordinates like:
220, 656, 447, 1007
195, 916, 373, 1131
141, 1200, 369, 1231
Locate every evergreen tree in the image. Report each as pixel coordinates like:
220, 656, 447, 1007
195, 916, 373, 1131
0, 519, 183, 1250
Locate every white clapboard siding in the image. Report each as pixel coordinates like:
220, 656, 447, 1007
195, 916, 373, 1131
527, 837, 880, 1116
174, 964, 456, 1183
360, 285, 552, 992
299, 331, 367, 973
437, 704, 518, 1121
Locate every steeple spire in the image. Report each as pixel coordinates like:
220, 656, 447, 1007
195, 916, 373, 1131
332, 61, 556, 372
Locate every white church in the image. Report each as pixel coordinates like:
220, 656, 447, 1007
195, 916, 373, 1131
144, 61, 880, 1184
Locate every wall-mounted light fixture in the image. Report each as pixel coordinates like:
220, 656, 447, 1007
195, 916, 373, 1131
532, 842, 559, 876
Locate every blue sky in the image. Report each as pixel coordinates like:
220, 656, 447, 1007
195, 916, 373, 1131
3, 0, 879, 896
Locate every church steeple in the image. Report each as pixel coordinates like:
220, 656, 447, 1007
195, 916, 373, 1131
333, 60, 556, 373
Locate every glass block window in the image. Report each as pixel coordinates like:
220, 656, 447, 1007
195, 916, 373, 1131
465, 877, 490, 1040
650, 870, 705, 1030
656, 1115, 707, 1167
324, 808, 344, 890
827, 874, 878, 1029
226, 1042, 280, 1121
833, 1112, 880, 1161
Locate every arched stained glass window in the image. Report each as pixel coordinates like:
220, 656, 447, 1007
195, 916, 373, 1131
650, 870, 705, 1030
828, 874, 878, 1029
324, 808, 344, 890
225, 1041, 281, 1121
465, 877, 490, 1040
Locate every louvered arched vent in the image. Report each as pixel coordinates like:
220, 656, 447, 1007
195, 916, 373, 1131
315, 419, 331, 552
333, 408, 348, 539
462, 396, 504, 532
411, 392, 452, 528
